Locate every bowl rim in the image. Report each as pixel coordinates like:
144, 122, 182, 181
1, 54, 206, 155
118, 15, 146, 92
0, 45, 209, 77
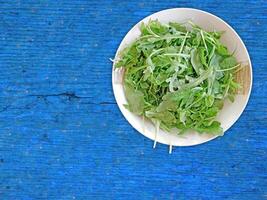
112, 8, 253, 146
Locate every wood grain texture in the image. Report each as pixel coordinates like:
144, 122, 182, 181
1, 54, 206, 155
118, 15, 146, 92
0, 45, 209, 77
235, 64, 251, 95
0, 0, 266, 199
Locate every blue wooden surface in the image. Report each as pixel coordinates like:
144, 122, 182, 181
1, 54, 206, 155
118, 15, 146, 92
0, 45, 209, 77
0, 0, 266, 199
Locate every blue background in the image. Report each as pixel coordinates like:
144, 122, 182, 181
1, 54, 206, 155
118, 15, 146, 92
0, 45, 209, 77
0, 0, 266, 199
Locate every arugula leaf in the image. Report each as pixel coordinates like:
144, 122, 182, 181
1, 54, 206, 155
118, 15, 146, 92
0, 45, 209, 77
190, 48, 203, 75
220, 56, 237, 69
124, 83, 145, 115
195, 121, 223, 135
169, 22, 187, 33
216, 44, 229, 56
146, 109, 176, 125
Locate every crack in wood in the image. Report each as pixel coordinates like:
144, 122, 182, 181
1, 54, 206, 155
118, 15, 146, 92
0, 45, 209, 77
28, 92, 91, 100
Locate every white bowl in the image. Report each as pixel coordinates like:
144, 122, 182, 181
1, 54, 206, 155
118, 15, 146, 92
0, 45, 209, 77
112, 8, 252, 147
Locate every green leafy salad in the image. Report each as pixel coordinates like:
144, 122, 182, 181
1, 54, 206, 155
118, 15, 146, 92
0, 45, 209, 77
115, 20, 241, 137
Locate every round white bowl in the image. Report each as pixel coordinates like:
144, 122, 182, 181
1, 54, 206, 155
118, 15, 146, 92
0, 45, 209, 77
112, 8, 252, 146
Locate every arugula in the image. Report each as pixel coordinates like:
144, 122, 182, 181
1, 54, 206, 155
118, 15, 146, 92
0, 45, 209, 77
115, 20, 240, 136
